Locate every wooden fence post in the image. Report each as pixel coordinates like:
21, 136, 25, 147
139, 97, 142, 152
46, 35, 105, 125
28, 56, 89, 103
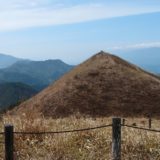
5, 124, 14, 160
149, 118, 152, 129
112, 118, 121, 160
122, 119, 125, 125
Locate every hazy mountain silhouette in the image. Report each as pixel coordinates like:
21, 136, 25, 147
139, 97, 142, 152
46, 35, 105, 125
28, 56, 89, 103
115, 47, 160, 73
0, 53, 20, 68
0, 59, 74, 90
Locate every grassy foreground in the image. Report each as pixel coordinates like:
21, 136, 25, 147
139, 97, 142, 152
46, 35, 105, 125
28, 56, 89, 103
0, 113, 160, 159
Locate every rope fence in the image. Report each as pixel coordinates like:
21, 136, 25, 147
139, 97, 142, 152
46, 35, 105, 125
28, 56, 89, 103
14, 124, 112, 135
2, 117, 160, 160
123, 124, 160, 133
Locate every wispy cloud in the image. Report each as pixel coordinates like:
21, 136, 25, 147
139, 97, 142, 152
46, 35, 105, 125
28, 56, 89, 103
110, 42, 160, 50
0, 0, 160, 31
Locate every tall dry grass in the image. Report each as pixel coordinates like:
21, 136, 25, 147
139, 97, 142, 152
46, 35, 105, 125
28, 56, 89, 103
0, 112, 160, 159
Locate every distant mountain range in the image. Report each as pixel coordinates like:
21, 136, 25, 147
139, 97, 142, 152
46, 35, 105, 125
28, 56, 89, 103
114, 47, 160, 74
1, 49, 160, 112
0, 53, 74, 110
0, 82, 37, 110
1, 48, 160, 74
0, 53, 21, 68
0, 59, 74, 90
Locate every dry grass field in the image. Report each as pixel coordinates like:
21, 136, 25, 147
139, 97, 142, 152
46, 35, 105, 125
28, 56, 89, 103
0, 113, 160, 160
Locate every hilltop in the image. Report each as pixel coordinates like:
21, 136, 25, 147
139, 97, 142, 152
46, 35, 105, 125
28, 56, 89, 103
13, 51, 160, 118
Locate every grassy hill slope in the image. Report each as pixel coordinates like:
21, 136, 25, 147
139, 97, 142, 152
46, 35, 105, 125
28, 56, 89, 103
13, 51, 160, 118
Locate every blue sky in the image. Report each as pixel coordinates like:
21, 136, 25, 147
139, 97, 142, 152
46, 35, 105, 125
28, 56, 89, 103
0, 0, 160, 64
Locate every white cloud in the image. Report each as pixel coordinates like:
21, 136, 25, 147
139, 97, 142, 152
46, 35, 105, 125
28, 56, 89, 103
0, 1, 160, 31
110, 42, 160, 50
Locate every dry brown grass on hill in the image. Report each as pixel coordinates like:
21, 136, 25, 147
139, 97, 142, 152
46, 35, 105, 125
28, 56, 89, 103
12, 51, 160, 118
1, 114, 160, 159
